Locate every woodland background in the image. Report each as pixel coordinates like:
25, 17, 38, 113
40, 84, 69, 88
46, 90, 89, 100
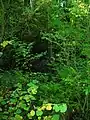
0, 0, 90, 120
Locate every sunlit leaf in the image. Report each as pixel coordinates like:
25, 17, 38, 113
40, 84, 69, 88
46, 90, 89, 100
1, 41, 12, 48
46, 103, 52, 110
30, 110, 35, 116
59, 103, 67, 113
51, 114, 59, 120
53, 104, 60, 112
14, 114, 23, 120
36, 109, 43, 116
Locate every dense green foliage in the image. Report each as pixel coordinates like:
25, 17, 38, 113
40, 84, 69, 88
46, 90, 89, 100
0, 0, 90, 120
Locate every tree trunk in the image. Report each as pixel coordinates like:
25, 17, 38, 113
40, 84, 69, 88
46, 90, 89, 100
24, 0, 30, 6
0, 0, 5, 40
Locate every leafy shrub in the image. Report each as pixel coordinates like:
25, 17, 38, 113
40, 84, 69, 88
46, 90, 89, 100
0, 81, 67, 120
0, 70, 28, 88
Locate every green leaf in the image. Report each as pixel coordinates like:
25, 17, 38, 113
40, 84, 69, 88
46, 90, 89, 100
36, 110, 43, 116
29, 95, 36, 100
53, 104, 60, 112
14, 114, 23, 120
27, 82, 38, 89
1, 41, 12, 48
51, 114, 60, 120
27, 82, 35, 87
84, 86, 90, 95
53, 104, 67, 113
1, 100, 7, 105
19, 101, 29, 111
0, 97, 3, 102
17, 83, 22, 88
59, 103, 67, 113
20, 91, 27, 95
23, 94, 30, 102
27, 88, 31, 93
8, 107, 15, 112
11, 92, 19, 98
30, 110, 35, 116
10, 98, 17, 104
16, 109, 22, 114
85, 88, 88, 95
27, 113, 32, 119
31, 89, 37, 94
